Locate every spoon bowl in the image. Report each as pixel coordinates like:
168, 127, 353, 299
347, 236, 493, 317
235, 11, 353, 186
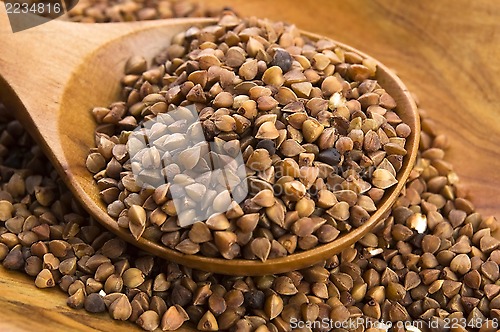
0, 14, 419, 276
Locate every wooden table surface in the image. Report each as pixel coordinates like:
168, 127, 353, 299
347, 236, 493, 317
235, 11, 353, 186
1, 0, 499, 331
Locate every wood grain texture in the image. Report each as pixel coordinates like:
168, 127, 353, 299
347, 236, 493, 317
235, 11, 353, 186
0, 0, 499, 331
0, 266, 145, 332
209, 0, 500, 219
0, 266, 198, 331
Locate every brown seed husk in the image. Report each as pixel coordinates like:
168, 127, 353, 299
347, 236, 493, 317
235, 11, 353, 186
123, 268, 145, 288
250, 237, 271, 262
136, 310, 160, 331
161, 305, 188, 331
264, 293, 283, 320
109, 294, 133, 321
197, 310, 218, 331
35, 268, 55, 288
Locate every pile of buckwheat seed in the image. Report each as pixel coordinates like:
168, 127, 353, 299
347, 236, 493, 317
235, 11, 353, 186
3, 90, 500, 331
62, 0, 213, 22
88, 12, 411, 261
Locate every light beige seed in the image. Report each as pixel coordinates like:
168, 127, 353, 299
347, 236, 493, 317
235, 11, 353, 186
450, 254, 471, 275
317, 189, 337, 208
42, 253, 60, 270
250, 238, 271, 262
298, 166, 319, 189
407, 213, 427, 234
213, 92, 234, 109
485, 289, 500, 309
0, 200, 13, 221
275, 87, 298, 105
363, 130, 381, 152
105, 275, 123, 294
161, 305, 188, 331
175, 239, 200, 255
283, 181, 306, 201
213, 190, 232, 213
372, 169, 398, 189
396, 123, 411, 138
252, 189, 275, 207
213, 231, 238, 259
86, 153, 106, 174
128, 205, 146, 226
254, 113, 277, 128
197, 310, 219, 331
302, 118, 324, 143
291, 82, 313, 98
287, 112, 308, 129
35, 268, 55, 288
384, 142, 407, 156
247, 149, 272, 171
178, 147, 201, 170
262, 66, 285, 87
239, 59, 259, 80
67, 288, 85, 309
257, 96, 279, 111
185, 183, 206, 202
136, 310, 160, 331
422, 235, 441, 253
295, 197, 315, 218
255, 121, 280, 140
273, 276, 298, 295
188, 70, 208, 88
188, 222, 212, 243
321, 76, 342, 96
59, 257, 77, 275
198, 54, 221, 70
279, 139, 306, 157
125, 56, 147, 75
206, 214, 230, 231
327, 201, 350, 221
6, 216, 25, 234
335, 136, 353, 154
481, 261, 499, 281
265, 293, 284, 320
123, 268, 145, 288
129, 222, 145, 241
421, 148, 445, 160
225, 47, 246, 67
109, 294, 132, 321
480, 236, 500, 253
215, 115, 236, 132
266, 202, 285, 227
246, 37, 264, 57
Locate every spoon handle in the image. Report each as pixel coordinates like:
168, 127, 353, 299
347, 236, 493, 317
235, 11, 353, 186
0, 13, 215, 172
1, 15, 99, 182
0, 11, 75, 173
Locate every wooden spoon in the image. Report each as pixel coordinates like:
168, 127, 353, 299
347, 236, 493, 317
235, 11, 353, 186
0, 13, 419, 276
